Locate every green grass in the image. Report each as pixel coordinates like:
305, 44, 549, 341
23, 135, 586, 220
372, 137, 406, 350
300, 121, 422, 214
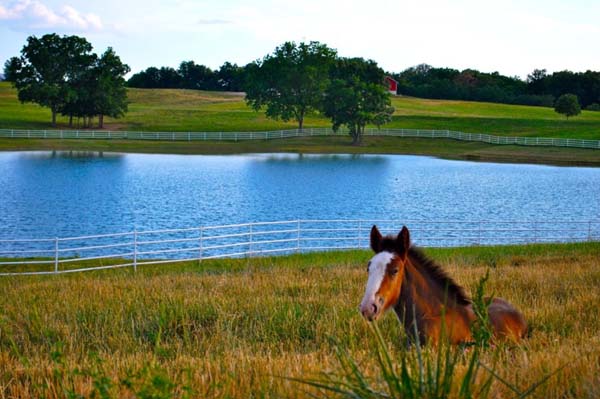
1, 242, 600, 397
2, 82, 600, 138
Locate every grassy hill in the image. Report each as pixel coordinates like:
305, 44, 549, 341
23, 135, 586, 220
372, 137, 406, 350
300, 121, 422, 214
2, 82, 600, 139
1, 242, 600, 398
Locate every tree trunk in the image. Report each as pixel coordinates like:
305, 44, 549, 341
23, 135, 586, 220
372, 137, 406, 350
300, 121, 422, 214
351, 125, 363, 146
69, 115, 73, 127
51, 109, 57, 127
99, 114, 104, 129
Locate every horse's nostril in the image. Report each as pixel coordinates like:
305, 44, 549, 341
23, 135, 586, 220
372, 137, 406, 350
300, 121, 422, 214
378, 297, 384, 305
372, 303, 378, 314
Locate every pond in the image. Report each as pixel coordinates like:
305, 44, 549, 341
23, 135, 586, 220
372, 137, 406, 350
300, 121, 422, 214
1, 151, 599, 242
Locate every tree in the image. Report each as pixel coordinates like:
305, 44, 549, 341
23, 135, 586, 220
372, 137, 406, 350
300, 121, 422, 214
245, 41, 337, 130
217, 62, 245, 91
526, 69, 548, 94
60, 48, 129, 128
3, 57, 20, 82
322, 58, 394, 145
7, 34, 129, 128
93, 48, 130, 128
178, 61, 216, 90
554, 94, 581, 119
128, 67, 161, 88
6, 34, 95, 126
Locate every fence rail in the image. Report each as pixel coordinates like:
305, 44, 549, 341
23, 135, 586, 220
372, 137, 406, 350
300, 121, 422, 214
1, 128, 599, 150
1, 219, 599, 276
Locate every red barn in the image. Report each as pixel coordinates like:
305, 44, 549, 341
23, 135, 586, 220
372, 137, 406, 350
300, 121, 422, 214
384, 76, 398, 95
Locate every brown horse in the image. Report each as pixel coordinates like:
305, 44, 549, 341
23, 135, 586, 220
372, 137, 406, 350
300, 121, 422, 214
359, 225, 527, 345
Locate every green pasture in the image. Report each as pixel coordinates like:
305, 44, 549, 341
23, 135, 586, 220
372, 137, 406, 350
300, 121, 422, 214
2, 82, 600, 138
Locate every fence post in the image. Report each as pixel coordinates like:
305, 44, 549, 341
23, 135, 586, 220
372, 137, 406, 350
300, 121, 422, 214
133, 230, 138, 272
588, 221, 592, 241
358, 220, 362, 248
478, 221, 482, 245
296, 220, 300, 253
249, 223, 254, 256
199, 227, 203, 265
54, 237, 59, 273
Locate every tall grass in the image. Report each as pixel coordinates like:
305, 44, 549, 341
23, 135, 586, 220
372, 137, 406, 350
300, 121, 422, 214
1, 242, 599, 397
291, 273, 558, 398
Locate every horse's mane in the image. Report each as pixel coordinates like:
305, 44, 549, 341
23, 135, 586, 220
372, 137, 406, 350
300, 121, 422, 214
376, 235, 470, 306
407, 246, 471, 305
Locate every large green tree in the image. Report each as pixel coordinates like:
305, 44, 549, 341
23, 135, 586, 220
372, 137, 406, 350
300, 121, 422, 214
245, 41, 337, 130
322, 57, 394, 145
5, 34, 95, 126
6, 34, 129, 128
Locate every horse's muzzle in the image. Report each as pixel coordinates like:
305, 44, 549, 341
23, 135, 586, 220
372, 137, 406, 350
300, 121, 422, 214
359, 302, 380, 321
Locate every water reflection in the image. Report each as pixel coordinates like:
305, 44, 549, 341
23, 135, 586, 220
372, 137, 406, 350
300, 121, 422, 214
256, 153, 387, 164
22, 151, 124, 160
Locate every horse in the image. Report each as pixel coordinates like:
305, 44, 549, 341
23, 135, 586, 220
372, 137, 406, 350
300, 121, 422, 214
359, 225, 527, 345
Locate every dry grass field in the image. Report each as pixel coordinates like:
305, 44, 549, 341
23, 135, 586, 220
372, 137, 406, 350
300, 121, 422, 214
1, 242, 599, 398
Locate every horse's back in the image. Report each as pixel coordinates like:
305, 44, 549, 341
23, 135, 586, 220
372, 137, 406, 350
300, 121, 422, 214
488, 297, 527, 342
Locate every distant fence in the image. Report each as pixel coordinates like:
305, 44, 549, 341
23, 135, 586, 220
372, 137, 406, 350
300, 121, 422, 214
1, 128, 599, 150
1, 219, 599, 276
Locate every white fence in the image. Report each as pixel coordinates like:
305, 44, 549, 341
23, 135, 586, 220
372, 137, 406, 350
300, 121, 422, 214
1, 219, 599, 276
1, 128, 599, 150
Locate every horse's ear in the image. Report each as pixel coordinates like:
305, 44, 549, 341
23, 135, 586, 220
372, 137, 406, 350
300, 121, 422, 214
396, 226, 410, 257
370, 225, 383, 253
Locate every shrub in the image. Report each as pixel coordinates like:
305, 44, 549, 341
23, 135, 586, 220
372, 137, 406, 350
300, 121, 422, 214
554, 94, 581, 119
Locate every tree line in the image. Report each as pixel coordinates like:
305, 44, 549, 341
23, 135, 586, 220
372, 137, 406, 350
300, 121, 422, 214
127, 60, 600, 112
127, 61, 245, 91
392, 64, 600, 110
3, 34, 129, 128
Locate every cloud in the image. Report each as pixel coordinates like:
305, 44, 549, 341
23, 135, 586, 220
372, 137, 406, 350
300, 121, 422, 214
197, 18, 231, 25
0, 0, 103, 31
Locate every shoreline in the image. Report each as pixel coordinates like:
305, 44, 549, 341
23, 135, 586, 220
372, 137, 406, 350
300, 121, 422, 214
1, 136, 600, 167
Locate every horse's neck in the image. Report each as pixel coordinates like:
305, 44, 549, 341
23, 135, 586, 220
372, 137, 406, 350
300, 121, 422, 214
395, 258, 475, 344
397, 259, 465, 320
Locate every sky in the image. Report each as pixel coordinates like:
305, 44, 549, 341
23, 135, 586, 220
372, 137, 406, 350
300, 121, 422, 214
1, 0, 599, 79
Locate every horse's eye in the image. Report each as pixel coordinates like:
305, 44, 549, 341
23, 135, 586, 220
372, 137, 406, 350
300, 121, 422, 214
367, 261, 371, 272
389, 268, 398, 276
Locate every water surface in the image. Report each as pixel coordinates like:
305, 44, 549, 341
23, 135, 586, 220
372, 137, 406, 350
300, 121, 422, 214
1, 151, 599, 240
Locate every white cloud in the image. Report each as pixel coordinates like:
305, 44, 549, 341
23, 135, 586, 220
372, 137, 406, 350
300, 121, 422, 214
0, 0, 103, 31
197, 18, 231, 25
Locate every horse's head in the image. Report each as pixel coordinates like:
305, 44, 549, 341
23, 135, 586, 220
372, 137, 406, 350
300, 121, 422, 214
359, 225, 410, 321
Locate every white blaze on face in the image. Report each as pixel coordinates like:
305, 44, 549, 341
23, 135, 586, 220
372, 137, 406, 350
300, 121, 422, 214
360, 251, 394, 318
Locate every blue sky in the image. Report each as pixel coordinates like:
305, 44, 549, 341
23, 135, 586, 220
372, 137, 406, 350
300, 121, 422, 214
1, 0, 599, 78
